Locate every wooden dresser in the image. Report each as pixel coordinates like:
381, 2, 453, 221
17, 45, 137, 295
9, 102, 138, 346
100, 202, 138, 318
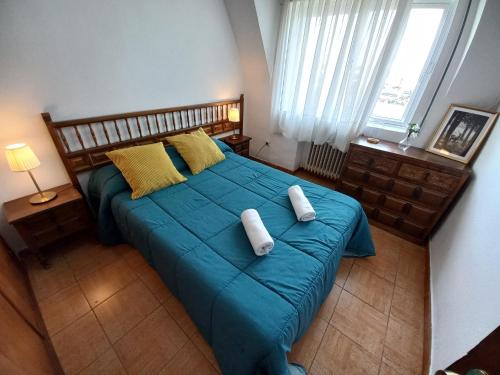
337, 137, 471, 244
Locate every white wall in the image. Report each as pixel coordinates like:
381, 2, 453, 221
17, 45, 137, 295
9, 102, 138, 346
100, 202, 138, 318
428, 2, 500, 371
254, 0, 282, 77
224, 0, 301, 171
0, 0, 243, 251
429, 106, 500, 372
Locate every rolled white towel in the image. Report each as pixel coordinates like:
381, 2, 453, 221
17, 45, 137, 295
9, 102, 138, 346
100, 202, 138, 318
241, 209, 274, 256
288, 185, 316, 222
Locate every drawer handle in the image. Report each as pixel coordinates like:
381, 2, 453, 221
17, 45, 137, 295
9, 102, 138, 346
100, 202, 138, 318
356, 186, 363, 195
395, 217, 403, 227
424, 171, 431, 181
362, 172, 370, 182
413, 186, 423, 198
387, 179, 395, 190
368, 157, 375, 166
403, 203, 412, 214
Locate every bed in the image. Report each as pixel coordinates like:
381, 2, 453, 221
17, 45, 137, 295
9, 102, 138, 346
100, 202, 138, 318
43, 96, 375, 375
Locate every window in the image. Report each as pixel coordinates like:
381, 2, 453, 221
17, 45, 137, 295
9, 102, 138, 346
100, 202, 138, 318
369, 2, 453, 129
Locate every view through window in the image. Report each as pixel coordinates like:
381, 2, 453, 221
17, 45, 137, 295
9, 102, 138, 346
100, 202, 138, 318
370, 5, 446, 126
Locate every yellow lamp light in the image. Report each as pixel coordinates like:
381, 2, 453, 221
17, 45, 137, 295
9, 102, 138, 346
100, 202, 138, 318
228, 108, 240, 140
5, 143, 57, 204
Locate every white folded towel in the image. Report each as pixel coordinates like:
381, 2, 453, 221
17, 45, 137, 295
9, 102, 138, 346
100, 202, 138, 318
288, 185, 316, 222
241, 209, 274, 256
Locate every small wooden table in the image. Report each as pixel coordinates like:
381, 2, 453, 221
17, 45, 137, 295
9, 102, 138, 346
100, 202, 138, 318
3, 184, 91, 266
220, 135, 252, 157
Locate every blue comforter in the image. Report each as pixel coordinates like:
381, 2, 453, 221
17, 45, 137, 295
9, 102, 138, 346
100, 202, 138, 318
88, 140, 375, 375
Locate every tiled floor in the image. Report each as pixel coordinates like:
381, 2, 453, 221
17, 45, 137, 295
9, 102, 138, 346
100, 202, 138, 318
27, 176, 426, 375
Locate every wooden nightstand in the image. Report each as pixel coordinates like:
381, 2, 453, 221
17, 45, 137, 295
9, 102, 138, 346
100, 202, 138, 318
3, 184, 91, 265
220, 135, 252, 157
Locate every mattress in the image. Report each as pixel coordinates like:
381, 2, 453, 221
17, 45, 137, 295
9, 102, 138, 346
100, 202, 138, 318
87, 140, 375, 375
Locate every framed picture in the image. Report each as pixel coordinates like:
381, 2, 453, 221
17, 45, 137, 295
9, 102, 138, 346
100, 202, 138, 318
426, 105, 498, 164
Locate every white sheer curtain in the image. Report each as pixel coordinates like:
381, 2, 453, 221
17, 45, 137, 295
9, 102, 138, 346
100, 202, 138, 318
271, 0, 409, 152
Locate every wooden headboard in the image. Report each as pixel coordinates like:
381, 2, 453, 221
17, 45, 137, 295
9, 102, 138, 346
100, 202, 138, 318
42, 94, 244, 191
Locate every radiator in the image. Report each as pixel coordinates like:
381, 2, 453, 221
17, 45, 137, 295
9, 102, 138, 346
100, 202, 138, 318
301, 143, 347, 180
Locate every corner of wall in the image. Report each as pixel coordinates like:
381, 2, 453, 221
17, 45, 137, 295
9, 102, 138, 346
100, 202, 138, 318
224, 0, 300, 171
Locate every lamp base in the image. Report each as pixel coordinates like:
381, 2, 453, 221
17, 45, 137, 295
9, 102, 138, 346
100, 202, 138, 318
230, 134, 240, 140
29, 191, 58, 205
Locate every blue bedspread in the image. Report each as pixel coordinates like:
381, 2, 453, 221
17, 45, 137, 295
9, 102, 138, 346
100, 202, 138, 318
88, 140, 375, 375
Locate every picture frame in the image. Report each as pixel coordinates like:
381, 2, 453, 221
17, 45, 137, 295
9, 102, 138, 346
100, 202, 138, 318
426, 104, 498, 164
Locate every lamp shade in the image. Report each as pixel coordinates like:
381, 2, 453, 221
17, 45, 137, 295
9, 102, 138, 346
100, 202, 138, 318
228, 108, 240, 123
5, 143, 40, 172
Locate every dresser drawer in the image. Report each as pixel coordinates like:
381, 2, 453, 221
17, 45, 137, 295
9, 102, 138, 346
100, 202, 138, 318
398, 163, 459, 192
382, 194, 436, 224
400, 220, 426, 238
377, 209, 400, 227
346, 166, 393, 190
417, 188, 448, 207
369, 172, 393, 190
390, 179, 447, 208
383, 195, 410, 214
408, 205, 436, 224
391, 179, 417, 199
350, 150, 398, 175
359, 187, 383, 205
361, 203, 378, 218
426, 170, 459, 191
339, 180, 360, 196
344, 165, 367, 182
339, 181, 382, 205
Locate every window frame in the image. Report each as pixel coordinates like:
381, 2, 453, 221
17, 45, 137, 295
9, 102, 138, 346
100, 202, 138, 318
367, 0, 456, 131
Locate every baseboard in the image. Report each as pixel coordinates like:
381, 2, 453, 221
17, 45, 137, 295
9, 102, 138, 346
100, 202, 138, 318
1, 237, 64, 374
423, 242, 432, 375
248, 156, 298, 175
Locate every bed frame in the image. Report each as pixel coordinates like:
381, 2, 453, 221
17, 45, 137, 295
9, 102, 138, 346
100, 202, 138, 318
42, 94, 244, 191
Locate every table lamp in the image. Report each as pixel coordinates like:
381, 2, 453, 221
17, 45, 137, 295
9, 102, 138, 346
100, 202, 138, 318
4, 143, 57, 205
228, 108, 240, 140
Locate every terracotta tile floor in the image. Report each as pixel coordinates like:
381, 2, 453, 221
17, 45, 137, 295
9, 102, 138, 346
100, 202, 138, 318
27, 180, 426, 375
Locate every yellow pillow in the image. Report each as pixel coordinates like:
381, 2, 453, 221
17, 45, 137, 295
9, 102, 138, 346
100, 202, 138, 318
106, 142, 186, 199
166, 128, 225, 175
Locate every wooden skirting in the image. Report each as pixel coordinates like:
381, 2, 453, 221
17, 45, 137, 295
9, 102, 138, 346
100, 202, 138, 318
248, 156, 297, 175
423, 243, 431, 375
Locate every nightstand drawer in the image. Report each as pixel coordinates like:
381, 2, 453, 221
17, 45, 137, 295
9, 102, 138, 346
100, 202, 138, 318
51, 201, 85, 222
32, 226, 62, 248
21, 214, 54, 232
233, 142, 250, 153
59, 215, 88, 235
